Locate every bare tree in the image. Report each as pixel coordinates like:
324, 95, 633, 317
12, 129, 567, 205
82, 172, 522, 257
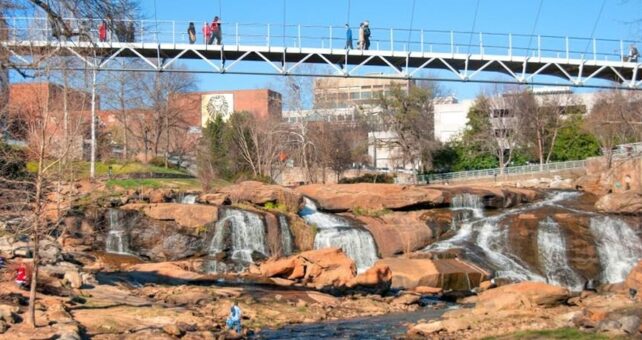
0, 0, 140, 328
132, 68, 197, 163
230, 112, 288, 181
585, 90, 642, 168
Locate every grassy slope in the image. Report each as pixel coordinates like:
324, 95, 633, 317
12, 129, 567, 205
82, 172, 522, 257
27, 161, 188, 178
484, 328, 609, 340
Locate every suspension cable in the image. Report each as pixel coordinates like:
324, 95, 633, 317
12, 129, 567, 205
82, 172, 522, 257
407, 0, 416, 47
583, 0, 607, 55
347, 0, 351, 25
467, 0, 481, 54
283, 0, 286, 46
219, 0, 222, 18
525, 0, 544, 56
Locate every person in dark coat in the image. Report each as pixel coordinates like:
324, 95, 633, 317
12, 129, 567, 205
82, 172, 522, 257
188, 22, 196, 44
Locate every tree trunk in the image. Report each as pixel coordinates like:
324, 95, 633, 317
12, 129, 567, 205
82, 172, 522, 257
90, 67, 97, 179
537, 130, 544, 172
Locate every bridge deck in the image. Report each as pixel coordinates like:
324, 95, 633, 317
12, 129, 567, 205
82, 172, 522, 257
2, 17, 641, 88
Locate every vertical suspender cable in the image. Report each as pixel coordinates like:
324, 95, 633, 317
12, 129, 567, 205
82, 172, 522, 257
583, 0, 606, 55
467, 0, 480, 54
407, 0, 416, 48
282, 0, 287, 68
347, 0, 350, 24
525, 0, 544, 57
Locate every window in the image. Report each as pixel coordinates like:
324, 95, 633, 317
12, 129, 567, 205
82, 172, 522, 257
492, 109, 512, 118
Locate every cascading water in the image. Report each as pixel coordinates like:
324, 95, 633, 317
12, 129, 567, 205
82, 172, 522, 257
589, 216, 642, 284
451, 193, 485, 219
537, 217, 583, 290
427, 191, 583, 286
208, 208, 268, 263
106, 209, 130, 254
180, 194, 197, 204
278, 215, 294, 256
300, 198, 378, 273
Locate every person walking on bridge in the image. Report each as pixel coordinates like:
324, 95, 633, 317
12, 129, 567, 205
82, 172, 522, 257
363, 21, 371, 50
208, 16, 222, 45
187, 22, 196, 44
202, 21, 211, 44
628, 44, 639, 63
345, 24, 353, 49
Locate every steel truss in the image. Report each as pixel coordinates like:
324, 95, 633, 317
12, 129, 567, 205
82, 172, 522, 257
2, 40, 641, 89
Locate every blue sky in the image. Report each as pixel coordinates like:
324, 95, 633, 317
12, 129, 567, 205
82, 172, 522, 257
143, 0, 642, 99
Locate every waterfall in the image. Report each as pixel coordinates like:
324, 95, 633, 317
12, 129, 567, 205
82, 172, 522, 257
300, 198, 378, 273
589, 216, 642, 284
278, 215, 294, 256
537, 217, 583, 290
209, 208, 268, 263
475, 219, 543, 282
180, 194, 197, 204
427, 191, 582, 285
451, 193, 485, 219
106, 209, 130, 254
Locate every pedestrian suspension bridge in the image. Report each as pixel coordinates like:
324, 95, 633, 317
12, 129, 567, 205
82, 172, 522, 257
1, 17, 641, 89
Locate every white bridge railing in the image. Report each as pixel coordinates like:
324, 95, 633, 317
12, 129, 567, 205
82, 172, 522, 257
416, 142, 642, 183
1, 16, 641, 62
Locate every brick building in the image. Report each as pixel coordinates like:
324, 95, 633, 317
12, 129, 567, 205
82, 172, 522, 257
6, 82, 96, 159
172, 89, 282, 127
98, 88, 282, 161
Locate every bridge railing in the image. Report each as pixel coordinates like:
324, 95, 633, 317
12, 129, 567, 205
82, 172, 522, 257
415, 142, 642, 183
2, 16, 640, 63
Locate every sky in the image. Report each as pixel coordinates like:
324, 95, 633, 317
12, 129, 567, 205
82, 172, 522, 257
141, 0, 642, 98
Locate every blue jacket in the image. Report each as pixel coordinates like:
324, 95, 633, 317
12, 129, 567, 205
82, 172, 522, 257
229, 305, 241, 322
346, 28, 352, 40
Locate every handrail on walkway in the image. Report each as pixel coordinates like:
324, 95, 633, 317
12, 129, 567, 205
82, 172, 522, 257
416, 142, 642, 183
1, 16, 641, 63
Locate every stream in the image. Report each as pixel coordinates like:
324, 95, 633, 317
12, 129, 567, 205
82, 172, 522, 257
252, 304, 454, 340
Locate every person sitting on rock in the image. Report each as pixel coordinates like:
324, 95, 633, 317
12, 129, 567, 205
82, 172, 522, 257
226, 300, 242, 333
15, 262, 28, 289
0, 256, 5, 268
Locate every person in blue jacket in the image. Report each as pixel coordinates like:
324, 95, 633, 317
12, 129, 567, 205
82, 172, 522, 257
345, 24, 353, 49
226, 300, 242, 333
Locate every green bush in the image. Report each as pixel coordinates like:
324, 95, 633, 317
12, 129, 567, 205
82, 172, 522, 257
339, 173, 394, 184
352, 206, 392, 217
264, 201, 287, 212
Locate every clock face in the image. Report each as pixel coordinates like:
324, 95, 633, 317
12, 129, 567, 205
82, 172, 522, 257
207, 95, 230, 120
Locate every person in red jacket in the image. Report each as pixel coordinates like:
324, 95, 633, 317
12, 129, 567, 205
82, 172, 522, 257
202, 21, 211, 44
15, 263, 28, 289
208, 16, 222, 45
98, 20, 107, 42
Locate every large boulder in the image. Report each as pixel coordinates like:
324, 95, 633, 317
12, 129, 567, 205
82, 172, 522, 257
351, 211, 435, 257
107, 208, 207, 261
296, 184, 445, 212
377, 258, 488, 290
595, 192, 642, 214
259, 248, 356, 289
257, 248, 391, 293
475, 282, 570, 310
348, 262, 392, 293
625, 260, 642, 293
217, 181, 303, 213
120, 203, 218, 229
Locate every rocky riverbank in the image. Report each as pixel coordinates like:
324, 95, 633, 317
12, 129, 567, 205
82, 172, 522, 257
0, 173, 640, 338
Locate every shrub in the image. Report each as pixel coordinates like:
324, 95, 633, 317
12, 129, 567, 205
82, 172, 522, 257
339, 173, 395, 184
352, 206, 392, 217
